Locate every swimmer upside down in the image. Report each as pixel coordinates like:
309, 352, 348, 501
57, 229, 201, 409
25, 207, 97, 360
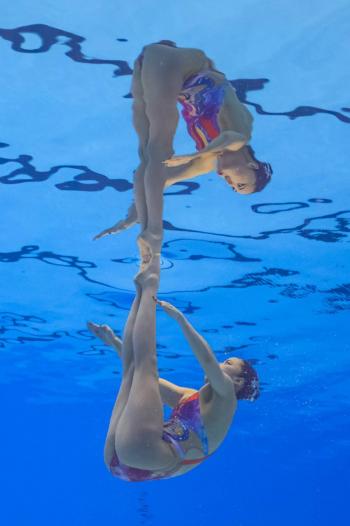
87, 258, 259, 482
88, 41, 260, 482
93, 40, 272, 266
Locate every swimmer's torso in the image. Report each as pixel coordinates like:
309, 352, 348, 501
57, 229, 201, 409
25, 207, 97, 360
166, 385, 237, 479
177, 69, 253, 151
137, 44, 253, 150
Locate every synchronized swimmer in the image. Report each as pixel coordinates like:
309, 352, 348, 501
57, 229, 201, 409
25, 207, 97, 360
88, 41, 261, 482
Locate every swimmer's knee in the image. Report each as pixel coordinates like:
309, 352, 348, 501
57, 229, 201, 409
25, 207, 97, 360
146, 140, 174, 161
136, 147, 149, 163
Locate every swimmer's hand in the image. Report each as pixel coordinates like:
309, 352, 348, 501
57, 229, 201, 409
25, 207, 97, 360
162, 153, 199, 167
153, 297, 184, 321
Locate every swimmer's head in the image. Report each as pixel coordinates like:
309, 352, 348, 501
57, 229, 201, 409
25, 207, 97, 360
217, 145, 272, 194
156, 40, 177, 47
220, 357, 260, 401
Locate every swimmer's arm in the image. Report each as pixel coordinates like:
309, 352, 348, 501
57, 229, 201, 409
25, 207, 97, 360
164, 156, 215, 185
176, 317, 232, 397
158, 379, 197, 408
163, 130, 248, 169
198, 130, 248, 155
155, 300, 232, 398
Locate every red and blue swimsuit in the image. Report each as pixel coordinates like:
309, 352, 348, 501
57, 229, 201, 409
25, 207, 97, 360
136, 51, 227, 151
177, 70, 227, 151
109, 392, 211, 482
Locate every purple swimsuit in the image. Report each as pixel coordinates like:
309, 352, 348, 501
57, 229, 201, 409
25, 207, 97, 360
110, 392, 210, 482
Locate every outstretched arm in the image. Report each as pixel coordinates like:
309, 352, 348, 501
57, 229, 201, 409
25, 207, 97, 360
164, 155, 215, 185
162, 130, 248, 168
86, 321, 194, 408
154, 299, 233, 398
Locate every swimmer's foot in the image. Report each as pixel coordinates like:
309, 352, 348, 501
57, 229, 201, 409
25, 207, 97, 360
86, 321, 120, 348
137, 229, 162, 268
93, 218, 130, 240
134, 254, 160, 290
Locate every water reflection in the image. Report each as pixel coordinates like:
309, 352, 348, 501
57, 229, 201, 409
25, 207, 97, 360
163, 207, 350, 243
0, 24, 132, 77
2, 32, 349, 491
0, 142, 198, 195
0, 244, 115, 288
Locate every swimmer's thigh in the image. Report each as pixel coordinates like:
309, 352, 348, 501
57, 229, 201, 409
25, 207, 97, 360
140, 46, 185, 156
115, 368, 177, 470
131, 57, 150, 161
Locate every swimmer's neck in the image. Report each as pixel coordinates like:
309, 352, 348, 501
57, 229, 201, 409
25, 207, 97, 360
222, 146, 254, 167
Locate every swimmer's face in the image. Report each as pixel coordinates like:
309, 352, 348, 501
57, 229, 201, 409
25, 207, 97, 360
202, 358, 247, 394
219, 357, 246, 392
217, 150, 259, 194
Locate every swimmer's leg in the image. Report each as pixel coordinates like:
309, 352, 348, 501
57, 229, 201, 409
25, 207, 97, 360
93, 56, 150, 243
102, 278, 142, 468
136, 46, 185, 260
115, 256, 176, 470
131, 55, 151, 232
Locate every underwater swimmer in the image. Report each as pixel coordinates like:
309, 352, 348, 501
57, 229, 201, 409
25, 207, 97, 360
87, 270, 259, 482
94, 40, 272, 262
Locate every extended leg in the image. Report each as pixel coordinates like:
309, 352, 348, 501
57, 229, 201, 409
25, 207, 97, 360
131, 55, 151, 232
136, 46, 185, 260
103, 277, 142, 467
94, 56, 150, 242
115, 256, 176, 470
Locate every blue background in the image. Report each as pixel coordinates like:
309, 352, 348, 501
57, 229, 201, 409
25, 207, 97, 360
1, 1, 349, 525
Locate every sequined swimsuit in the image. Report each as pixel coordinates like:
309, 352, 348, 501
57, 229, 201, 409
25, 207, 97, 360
109, 392, 211, 482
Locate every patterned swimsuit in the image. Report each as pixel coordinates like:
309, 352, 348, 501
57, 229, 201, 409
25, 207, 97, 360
177, 70, 229, 151
136, 51, 229, 151
109, 392, 211, 482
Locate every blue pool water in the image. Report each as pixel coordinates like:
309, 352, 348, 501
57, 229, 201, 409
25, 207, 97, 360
1, 1, 349, 524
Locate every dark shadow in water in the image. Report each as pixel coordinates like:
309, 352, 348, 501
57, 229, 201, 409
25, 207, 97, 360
125, 76, 350, 124
0, 245, 116, 289
231, 78, 350, 124
0, 309, 262, 369
0, 144, 131, 191
0, 310, 106, 349
251, 202, 310, 214
137, 492, 153, 526
0, 206, 348, 307
322, 283, 350, 314
87, 290, 199, 316
163, 208, 350, 244
0, 142, 198, 195
1, 24, 349, 123
0, 24, 132, 77
112, 238, 261, 267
